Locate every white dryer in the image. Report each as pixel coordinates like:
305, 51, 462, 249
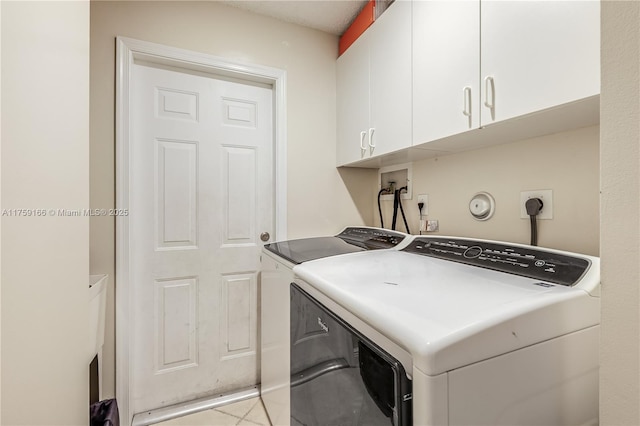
292, 236, 600, 425
260, 227, 410, 425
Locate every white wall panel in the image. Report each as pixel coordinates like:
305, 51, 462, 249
600, 2, 640, 423
2, 2, 90, 423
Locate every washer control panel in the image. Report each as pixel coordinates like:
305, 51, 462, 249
403, 237, 590, 286
338, 227, 406, 249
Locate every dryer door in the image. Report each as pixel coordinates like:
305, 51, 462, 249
290, 284, 411, 426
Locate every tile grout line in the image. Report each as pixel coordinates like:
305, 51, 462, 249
211, 409, 245, 425
236, 398, 261, 425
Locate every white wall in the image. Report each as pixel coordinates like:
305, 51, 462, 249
377, 125, 600, 255
90, 1, 374, 398
600, 1, 640, 423
1, 2, 89, 425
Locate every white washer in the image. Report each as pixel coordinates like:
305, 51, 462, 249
292, 236, 600, 425
260, 227, 410, 425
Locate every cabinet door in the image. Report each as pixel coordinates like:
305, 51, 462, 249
369, 0, 412, 157
481, 1, 600, 125
337, 32, 370, 166
413, 0, 480, 144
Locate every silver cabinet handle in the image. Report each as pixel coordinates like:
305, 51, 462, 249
463, 86, 472, 128
368, 128, 376, 149
484, 76, 495, 121
260, 232, 270, 242
360, 131, 367, 151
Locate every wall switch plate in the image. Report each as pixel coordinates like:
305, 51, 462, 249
426, 220, 439, 232
417, 194, 428, 216
520, 190, 553, 219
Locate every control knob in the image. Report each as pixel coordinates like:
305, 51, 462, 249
463, 246, 483, 258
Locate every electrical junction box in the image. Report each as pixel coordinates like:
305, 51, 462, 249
378, 163, 412, 201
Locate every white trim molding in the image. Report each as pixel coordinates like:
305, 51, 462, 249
115, 36, 287, 426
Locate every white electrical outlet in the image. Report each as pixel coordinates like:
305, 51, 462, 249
417, 194, 428, 216
520, 190, 553, 219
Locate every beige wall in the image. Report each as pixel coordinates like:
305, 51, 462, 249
600, 1, 640, 423
1, 1, 90, 424
90, 1, 374, 398
376, 125, 600, 256
1, 1, 3, 417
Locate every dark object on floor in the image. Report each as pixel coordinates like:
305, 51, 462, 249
89, 355, 99, 405
90, 398, 119, 426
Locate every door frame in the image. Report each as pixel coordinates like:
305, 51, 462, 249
115, 36, 287, 425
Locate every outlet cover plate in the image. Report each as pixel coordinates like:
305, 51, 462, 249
520, 190, 553, 219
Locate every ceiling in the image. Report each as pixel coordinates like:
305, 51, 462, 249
220, 0, 369, 36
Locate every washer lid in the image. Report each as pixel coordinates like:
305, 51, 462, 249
293, 247, 600, 376
263, 227, 407, 265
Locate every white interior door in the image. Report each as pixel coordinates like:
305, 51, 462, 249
129, 62, 273, 414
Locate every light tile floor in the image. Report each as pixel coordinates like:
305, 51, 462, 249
155, 397, 271, 426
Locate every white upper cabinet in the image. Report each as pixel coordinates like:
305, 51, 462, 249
413, 0, 600, 147
369, 0, 412, 157
413, 0, 480, 144
341, 0, 600, 166
337, 30, 371, 166
337, 0, 412, 166
480, 1, 600, 125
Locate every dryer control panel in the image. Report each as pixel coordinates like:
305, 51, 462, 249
337, 227, 406, 249
403, 237, 590, 286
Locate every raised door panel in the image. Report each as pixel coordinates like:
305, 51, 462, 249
413, 0, 480, 144
337, 32, 370, 166
369, 0, 412, 157
154, 277, 198, 372
480, 1, 600, 125
155, 139, 198, 249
